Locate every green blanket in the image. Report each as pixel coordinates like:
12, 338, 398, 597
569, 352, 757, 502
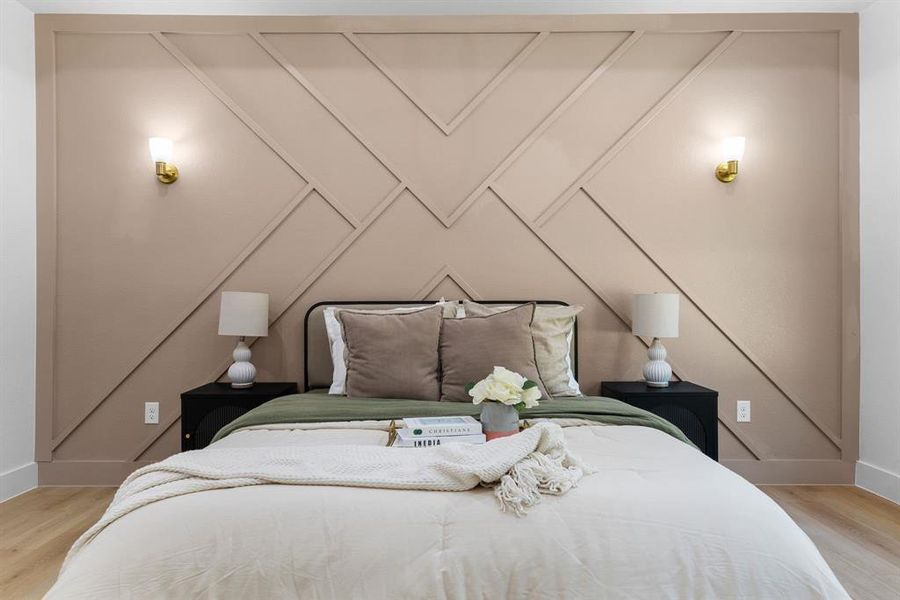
212, 393, 694, 447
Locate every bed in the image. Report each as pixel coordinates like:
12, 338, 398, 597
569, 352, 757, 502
45, 301, 848, 599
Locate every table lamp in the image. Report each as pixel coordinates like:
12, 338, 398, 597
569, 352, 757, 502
218, 291, 269, 388
632, 293, 679, 387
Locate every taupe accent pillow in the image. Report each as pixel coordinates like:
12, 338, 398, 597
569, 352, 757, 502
439, 303, 549, 402
463, 301, 583, 397
339, 305, 443, 401
325, 301, 460, 395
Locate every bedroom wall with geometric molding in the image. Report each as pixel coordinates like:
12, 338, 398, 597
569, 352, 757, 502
34, 14, 859, 485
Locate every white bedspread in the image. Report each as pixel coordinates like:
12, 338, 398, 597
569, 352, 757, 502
61, 422, 585, 570
46, 422, 848, 599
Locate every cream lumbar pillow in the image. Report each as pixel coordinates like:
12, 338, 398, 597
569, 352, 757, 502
462, 301, 583, 397
324, 300, 459, 395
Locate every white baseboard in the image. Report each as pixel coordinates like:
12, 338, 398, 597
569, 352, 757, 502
0, 462, 38, 502
856, 460, 900, 504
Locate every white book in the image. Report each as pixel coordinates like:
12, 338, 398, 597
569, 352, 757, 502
394, 428, 486, 448
402, 416, 482, 437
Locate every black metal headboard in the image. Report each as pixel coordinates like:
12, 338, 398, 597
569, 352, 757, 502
302, 300, 577, 392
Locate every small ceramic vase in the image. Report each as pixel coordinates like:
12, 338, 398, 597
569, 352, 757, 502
480, 402, 520, 441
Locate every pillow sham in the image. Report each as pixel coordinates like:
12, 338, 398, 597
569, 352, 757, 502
462, 301, 583, 397
339, 306, 443, 401
439, 303, 549, 403
324, 300, 458, 395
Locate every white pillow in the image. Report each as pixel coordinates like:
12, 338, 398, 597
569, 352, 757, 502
562, 327, 580, 396
324, 300, 457, 395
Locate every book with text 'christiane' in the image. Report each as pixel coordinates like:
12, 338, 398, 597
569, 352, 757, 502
402, 416, 482, 437
394, 428, 486, 448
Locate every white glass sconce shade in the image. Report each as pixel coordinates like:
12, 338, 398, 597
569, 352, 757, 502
148, 137, 173, 163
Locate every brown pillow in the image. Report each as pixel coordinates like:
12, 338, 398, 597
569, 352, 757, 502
463, 301, 583, 397
438, 303, 549, 402
339, 305, 443, 401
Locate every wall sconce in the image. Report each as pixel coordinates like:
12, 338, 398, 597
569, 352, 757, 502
715, 136, 746, 183
148, 137, 178, 184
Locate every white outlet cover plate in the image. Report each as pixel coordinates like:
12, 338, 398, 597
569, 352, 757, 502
737, 400, 751, 422
144, 402, 160, 424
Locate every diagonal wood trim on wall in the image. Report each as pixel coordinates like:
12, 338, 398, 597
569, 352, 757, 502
521, 28, 844, 449
519, 28, 842, 451
248, 32, 447, 226
247, 25, 778, 458
150, 33, 361, 228
578, 187, 843, 449
50, 27, 381, 450
452, 30, 643, 225
129, 181, 410, 461
35, 14, 859, 484
344, 31, 550, 136
534, 31, 743, 227
413, 265, 483, 301
49, 182, 316, 450
132, 261, 481, 461
486, 187, 768, 460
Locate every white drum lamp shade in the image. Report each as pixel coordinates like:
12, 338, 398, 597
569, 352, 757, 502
632, 293, 680, 387
218, 292, 269, 338
218, 292, 269, 388
632, 293, 679, 339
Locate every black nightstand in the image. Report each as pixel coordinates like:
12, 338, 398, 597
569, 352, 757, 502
600, 381, 719, 461
181, 382, 298, 451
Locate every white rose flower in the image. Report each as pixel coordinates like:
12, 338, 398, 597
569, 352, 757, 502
491, 382, 521, 405
520, 385, 542, 408
468, 379, 491, 404
467, 366, 541, 408
491, 366, 527, 389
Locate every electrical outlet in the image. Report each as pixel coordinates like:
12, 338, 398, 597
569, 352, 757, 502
144, 402, 159, 424
737, 400, 751, 423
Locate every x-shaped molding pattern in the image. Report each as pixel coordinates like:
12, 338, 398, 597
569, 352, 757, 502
45, 26, 848, 470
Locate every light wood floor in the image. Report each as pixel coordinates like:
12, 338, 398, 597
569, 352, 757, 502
759, 485, 900, 600
1, 487, 115, 599
1, 486, 897, 599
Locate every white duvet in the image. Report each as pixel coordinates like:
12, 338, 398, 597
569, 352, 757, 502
47, 421, 848, 599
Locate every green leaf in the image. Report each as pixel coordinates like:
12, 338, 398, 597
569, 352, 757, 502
464, 382, 475, 393
514, 402, 526, 413
522, 380, 537, 389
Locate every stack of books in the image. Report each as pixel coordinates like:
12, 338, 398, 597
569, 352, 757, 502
392, 416, 485, 448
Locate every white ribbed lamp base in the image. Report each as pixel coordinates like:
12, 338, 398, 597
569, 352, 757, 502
642, 338, 672, 388
227, 339, 256, 389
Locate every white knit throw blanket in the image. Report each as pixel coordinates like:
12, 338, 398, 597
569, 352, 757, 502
62, 423, 589, 571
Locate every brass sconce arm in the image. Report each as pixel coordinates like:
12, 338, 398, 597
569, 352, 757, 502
715, 159, 739, 183
155, 161, 179, 184
715, 136, 745, 183
149, 137, 178, 184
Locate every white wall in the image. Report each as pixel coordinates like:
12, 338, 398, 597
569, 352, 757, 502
858, 0, 900, 504
0, 0, 37, 501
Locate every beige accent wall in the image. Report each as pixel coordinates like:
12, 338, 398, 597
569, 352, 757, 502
34, 14, 859, 485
